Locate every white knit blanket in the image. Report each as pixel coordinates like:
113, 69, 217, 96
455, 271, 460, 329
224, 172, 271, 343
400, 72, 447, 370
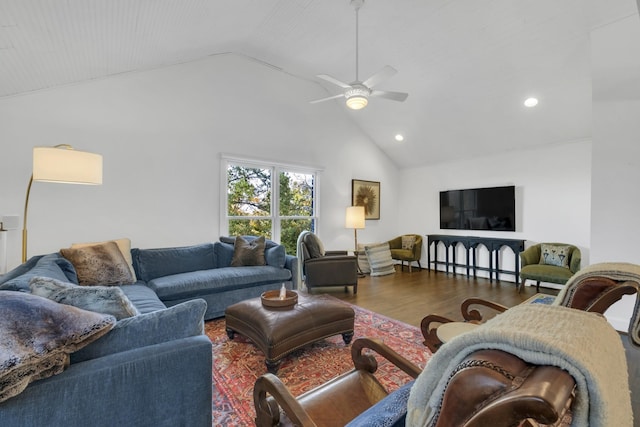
406, 304, 632, 427
554, 261, 640, 344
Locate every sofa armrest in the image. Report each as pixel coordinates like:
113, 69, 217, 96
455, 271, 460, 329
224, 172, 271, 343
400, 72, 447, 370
285, 254, 300, 289
71, 298, 206, 363
520, 246, 540, 268
0, 336, 213, 427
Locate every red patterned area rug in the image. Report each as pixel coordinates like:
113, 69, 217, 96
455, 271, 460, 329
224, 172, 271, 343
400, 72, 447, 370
206, 300, 431, 426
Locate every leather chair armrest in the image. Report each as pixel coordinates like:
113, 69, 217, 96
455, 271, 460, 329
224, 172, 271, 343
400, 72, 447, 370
351, 338, 422, 379
460, 297, 509, 322
420, 314, 456, 353
254, 373, 317, 427
304, 256, 358, 287
325, 250, 348, 256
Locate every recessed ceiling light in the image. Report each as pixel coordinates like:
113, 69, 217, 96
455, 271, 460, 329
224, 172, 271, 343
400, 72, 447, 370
524, 97, 539, 107
395, 134, 404, 142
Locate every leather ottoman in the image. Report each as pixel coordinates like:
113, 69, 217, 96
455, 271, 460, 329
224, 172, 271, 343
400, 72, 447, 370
225, 293, 355, 373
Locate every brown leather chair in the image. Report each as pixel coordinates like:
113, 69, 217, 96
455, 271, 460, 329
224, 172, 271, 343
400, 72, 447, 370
253, 338, 575, 427
421, 264, 640, 353
297, 231, 358, 294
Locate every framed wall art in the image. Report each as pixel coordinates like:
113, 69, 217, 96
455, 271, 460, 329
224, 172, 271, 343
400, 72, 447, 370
352, 179, 380, 220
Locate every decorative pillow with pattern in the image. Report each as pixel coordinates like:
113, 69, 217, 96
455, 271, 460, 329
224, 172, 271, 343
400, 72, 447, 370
231, 235, 266, 267
357, 243, 373, 274
60, 241, 135, 286
29, 276, 139, 320
0, 291, 115, 403
71, 238, 137, 281
539, 244, 572, 268
365, 243, 396, 277
401, 235, 416, 250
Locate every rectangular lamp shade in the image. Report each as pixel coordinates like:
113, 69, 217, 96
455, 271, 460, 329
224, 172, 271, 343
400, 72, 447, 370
33, 147, 103, 185
345, 206, 365, 229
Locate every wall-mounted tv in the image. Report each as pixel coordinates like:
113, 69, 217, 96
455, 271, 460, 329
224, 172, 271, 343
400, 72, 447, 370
440, 185, 515, 231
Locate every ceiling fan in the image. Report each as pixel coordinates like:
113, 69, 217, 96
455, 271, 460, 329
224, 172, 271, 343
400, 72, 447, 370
310, 0, 408, 110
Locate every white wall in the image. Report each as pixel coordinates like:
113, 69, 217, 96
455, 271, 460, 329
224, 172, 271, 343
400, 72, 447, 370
590, 8, 640, 331
0, 54, 400, 270
397, 141, 592, 283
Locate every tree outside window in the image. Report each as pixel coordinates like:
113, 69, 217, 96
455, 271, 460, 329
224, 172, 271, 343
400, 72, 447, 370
225, 161, 317, 255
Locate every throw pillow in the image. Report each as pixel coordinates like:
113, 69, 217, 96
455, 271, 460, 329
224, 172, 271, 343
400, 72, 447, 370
231, 236, 266, 267
365, 243, 396, 277
539, 244, 572, 268
60, 241, 135, 286
401, 235, 416, 250
71, 238, 137, 281
357, 243, 372, 274
29, 276, 139, 320
0, 291, 115, 403
303, 233, 325, 259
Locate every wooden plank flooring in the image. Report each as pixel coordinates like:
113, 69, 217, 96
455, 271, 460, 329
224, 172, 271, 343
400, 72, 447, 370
326, 267, 553, 328
311, 266, 639, 426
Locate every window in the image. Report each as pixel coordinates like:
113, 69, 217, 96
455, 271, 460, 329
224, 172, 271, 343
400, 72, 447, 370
222, 157, 318, 255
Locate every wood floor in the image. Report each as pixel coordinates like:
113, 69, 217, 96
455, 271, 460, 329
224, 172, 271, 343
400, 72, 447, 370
313, 266, 639, 426
327, 266, 551, 328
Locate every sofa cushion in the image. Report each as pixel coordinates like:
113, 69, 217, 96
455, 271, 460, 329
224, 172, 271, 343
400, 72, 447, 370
0, 254, 76, 292
60, 241, 135, 286
131, 243, 216, 282
71, 299, 206, 364
231, 235, 266, 267
365, 243, 396, 277
0, 291, 115, 403
520, 264, 575, 285
119, 283, 167, 314
539, 244, 572, 268
29, 276, 139, 320
147, 266, 292, 300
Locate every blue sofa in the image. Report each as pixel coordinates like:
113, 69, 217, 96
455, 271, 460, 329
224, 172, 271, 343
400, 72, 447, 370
0, 238, 297, 427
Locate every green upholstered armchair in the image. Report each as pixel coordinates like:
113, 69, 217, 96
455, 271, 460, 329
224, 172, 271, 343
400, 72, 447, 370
387, 234, 422, 272
519, 243, 581, 292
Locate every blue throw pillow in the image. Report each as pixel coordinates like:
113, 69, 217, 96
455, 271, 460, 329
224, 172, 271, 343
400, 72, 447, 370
0, 254, 74, 292
131, 244, 216, 282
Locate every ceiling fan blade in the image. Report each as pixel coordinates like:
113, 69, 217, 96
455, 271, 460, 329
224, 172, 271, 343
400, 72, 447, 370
362, 65, 398, 89
370, 90, 408, 102
316, 74, 352, 89
309, 93, 345, 104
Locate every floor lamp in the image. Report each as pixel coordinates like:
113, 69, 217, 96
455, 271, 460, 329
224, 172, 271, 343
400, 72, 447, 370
345, 206, 365, 254
22, 145, 103, 262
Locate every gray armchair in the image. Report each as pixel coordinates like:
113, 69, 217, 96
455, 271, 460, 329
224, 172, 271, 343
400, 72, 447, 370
297, 231, 358, 294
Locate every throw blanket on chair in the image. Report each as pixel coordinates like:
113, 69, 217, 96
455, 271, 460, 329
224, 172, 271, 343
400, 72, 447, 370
406, 304, 632, 427
554, 261, 640, 345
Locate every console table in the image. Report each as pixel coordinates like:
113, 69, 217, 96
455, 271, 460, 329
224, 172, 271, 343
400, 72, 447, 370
427, 234, 525, 283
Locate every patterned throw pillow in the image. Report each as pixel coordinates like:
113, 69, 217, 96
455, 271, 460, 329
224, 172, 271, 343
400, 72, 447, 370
539, 244, 572, 268
357, 243, 373, 274
231, 236, 266, 267
30, 276, 139, 320
364, 243, 396, 277
60, 241, 135, 286
401, 235, 416, 250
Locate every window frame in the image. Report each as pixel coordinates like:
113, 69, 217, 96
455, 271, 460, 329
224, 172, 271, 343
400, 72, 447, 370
220, 154, 321, 244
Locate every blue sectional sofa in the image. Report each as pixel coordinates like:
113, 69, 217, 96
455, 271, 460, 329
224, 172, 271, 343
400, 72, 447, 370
0, 237, 297, 427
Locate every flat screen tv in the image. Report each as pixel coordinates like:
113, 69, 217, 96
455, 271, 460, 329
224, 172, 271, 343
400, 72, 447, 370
440, 185, 515, 231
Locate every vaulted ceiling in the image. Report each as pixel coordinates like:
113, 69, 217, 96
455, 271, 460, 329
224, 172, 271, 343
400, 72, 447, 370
1, 0, 638, 168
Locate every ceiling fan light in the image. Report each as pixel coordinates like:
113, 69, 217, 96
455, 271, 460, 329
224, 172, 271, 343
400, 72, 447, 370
346, 95, 368, 110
